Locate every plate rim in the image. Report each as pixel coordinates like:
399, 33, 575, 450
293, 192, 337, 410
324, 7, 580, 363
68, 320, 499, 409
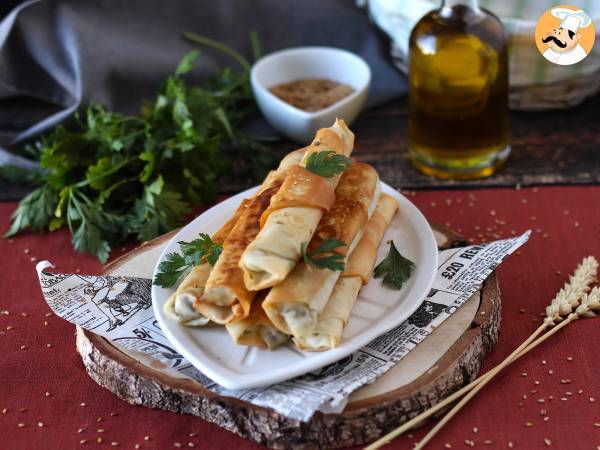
152, 182, 438, 390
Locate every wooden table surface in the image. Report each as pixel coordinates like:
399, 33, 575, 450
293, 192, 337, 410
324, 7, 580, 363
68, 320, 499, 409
2, 93, 598, 202
349, 93, 600, 190
230, 92, 600, 194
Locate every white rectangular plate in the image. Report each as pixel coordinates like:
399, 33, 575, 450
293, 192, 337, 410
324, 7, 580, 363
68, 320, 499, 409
152, 182, 437, 389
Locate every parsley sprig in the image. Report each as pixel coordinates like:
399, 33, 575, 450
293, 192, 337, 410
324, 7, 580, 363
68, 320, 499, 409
374, 241, 415, 290
3, 36, 275, 263
180, 233, 223, 267
301, 238, 346, 271
154, 233, 223, 288
304, 151, 352, 178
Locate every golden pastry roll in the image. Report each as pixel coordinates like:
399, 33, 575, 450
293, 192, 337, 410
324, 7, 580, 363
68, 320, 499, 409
225, 292, 290, 350
162, 198, 249, 326
194, 149, 307, 324
295, 193, 399, 351
262, 162, 381, 340
266, 147, 306, 179
240, 118, 355, 291
342, 193, 400, 282
163, 264, 213, 326
164, 148, 305, 326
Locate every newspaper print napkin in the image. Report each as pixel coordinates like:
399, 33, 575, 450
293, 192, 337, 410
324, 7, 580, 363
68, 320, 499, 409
36, 232, 530, 421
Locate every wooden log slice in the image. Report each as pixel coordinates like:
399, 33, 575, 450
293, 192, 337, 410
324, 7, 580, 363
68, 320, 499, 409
76, 222, 501, 449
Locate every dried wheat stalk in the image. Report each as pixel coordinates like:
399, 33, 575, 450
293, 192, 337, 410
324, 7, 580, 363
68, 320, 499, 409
366, 256, 598, 450
574, 286, 600, 318
509, 285, 600, 360
410, 256, 598, 450
545, 256, 599, 324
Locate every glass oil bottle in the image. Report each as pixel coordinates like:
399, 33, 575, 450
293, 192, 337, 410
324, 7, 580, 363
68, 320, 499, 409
408, 0, 510, 179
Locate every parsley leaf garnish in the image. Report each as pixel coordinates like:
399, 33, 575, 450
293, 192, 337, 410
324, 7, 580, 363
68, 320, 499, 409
180, 233, 223, 267
304, 151, 352, 178
153, 253, 189, 289
374, 241, 415, 290
153, 233, 223, 288
301, 238, 346, 271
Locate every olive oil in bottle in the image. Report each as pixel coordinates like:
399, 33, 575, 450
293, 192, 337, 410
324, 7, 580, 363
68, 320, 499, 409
408, 0, 510, 179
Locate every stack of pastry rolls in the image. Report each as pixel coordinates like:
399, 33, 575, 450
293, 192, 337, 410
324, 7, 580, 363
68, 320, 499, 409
163, 148, 305, 326
294, 194, 398, 350
164, 119, 400, 351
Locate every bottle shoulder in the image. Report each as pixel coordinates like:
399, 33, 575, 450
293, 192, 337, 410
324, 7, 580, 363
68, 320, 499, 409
410, 6, 507, 52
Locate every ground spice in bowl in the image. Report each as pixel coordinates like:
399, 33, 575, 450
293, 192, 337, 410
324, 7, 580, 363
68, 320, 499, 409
269, 79, 355, 112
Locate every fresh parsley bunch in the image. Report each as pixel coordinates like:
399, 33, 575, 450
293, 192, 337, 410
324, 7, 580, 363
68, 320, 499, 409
4, 44, 273, 263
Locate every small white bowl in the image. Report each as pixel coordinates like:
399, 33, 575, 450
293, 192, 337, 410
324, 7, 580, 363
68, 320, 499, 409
251, 47, 371, 143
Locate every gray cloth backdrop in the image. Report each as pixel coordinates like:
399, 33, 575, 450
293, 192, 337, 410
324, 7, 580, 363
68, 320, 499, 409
0, 0, 406, 192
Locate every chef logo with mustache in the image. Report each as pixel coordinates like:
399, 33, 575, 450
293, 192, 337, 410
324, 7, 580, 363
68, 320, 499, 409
535, 6, 595, 66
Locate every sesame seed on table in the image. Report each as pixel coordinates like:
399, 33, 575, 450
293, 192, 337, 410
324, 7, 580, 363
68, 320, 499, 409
1, 185, 599, 450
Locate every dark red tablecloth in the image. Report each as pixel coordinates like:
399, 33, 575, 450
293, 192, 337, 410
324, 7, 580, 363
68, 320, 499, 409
1, 185, 599, 450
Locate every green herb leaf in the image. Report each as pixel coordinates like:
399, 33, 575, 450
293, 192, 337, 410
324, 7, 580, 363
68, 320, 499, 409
5, 186, 58, 237
129, 176, 190, 243
153, 233, 223, 288
64, 188, 123, 264
175, 49, 200, 76
179, 233, 223, 266
300, 238, 346, 271
153, 253, 190, 288
373, 241, 415, 290
249, 30, 261, 61
304, 151, 352, 178
71, 219, 112, 264
183, 32, 250, 71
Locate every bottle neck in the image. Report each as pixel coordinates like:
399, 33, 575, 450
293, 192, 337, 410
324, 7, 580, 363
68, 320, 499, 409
441, 0, 480, 12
